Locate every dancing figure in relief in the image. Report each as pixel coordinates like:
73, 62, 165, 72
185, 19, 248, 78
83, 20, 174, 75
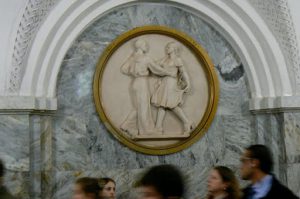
151, 41, 194, 133
120, 39, 171, 136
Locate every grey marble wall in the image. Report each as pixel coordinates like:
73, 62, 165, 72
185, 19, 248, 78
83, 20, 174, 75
0, 114, 30, 199
284, 112, 300, 196
0, 2, 299, 199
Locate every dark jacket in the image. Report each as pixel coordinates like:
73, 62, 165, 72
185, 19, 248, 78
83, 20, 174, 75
0, 186, 16, 199
242, 177, 299, 199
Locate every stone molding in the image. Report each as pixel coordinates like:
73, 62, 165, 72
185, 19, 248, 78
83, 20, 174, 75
249, 96, 300, 112
1, 0, 300, 111
0, 96, 57, 111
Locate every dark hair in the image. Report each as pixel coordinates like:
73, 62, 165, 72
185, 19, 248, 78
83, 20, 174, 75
209, 166, 241, 199
246, 144, 273, 174
98, 177, 115, 191
0, 159, 4, 177
136, 164, 185, 198
75, 177, 100, 199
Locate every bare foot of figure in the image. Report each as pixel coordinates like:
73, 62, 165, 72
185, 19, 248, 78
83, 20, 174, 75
184, 121, 194, 134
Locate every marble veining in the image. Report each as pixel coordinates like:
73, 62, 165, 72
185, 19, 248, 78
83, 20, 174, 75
284, 112, 300, 163
0, 115, 30, 197
3, 171, 30, 199
0, 115, 29, 171
287, 164, 300, 196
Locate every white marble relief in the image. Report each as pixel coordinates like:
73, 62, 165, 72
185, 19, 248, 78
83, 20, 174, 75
120, 39, 194, 139
100, 32, 209, 147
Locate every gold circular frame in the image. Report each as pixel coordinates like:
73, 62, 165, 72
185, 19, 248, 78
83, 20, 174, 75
93, 26, 219, 155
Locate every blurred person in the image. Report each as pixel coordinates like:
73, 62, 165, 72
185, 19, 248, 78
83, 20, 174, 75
73, 177, 100, 199
135, 164, 185, 199
0, 159, 16, 199
98, 177, 116, 199
240, 144, 299, 199
206, 166, 241, 199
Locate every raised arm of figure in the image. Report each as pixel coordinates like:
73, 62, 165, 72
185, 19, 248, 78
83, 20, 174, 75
148, 57, 173, 77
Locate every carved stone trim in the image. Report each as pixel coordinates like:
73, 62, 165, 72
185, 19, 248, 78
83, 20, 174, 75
249, 96, 300, 111
249, 0, 300, 92
8, 0, 58, 94
0, 96, 57, 111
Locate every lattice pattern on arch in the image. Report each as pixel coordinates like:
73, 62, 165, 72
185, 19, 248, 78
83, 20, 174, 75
8, 0, 59, 94
249, 0, 300, 92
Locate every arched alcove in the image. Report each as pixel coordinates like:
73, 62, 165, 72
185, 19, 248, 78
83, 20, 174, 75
52, 3, 252, 198
19, 0, 295, 111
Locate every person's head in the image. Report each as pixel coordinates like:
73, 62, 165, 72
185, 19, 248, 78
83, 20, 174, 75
136, 164, 184, 199
0, 159, 4, 185
134, 39, 149, 53
207, 166, 241, 199
165, 42, 179, 56
73, 177, 100, 199
240, 144, 273, 180
98, 177, 116, 199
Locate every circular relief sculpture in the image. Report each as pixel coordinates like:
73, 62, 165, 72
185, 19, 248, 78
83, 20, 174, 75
93, 26, 219, 155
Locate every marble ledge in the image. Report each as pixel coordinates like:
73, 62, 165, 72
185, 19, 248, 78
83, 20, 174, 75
249, 95, 300, 111
3, 95, 300, 112
0, 96, 57, 111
